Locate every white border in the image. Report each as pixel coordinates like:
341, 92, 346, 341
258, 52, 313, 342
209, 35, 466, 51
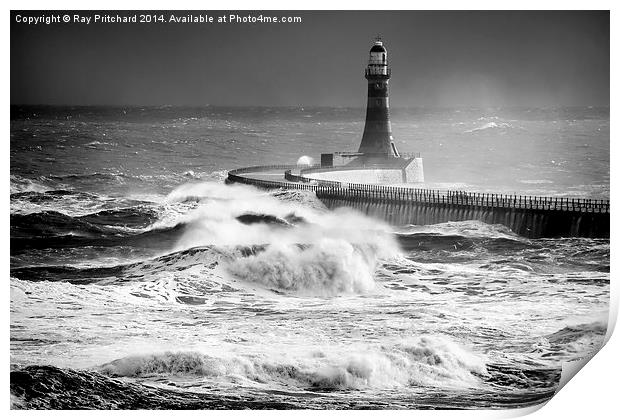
3, 1, 616, 419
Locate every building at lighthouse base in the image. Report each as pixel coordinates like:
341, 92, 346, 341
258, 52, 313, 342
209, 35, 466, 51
310, 152, 424, 184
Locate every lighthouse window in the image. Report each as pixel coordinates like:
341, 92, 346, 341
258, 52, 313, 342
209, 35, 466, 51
391, 143, 399, 157
382, 53, 386, 63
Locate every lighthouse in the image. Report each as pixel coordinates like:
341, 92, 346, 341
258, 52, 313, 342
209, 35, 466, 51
317, 37, 424, 183
358, 38, 399, 157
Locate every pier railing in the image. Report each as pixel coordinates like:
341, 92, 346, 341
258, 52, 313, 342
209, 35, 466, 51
398, 152, 422, 159
324, 151, 421, 159
228, 166, 610, 214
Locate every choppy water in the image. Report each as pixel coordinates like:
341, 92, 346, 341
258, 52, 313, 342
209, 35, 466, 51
10, 106, 609, 409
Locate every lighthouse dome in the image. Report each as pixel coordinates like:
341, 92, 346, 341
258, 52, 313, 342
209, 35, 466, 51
370, 42, 386, 53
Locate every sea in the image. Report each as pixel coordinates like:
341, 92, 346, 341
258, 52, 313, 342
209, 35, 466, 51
10, 105, 610, 409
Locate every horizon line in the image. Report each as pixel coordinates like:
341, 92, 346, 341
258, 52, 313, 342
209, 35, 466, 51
10, 103, 611, 109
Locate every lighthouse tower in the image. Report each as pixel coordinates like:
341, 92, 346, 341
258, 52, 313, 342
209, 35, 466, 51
358, 38, 399, 157
317, 37, 424, 183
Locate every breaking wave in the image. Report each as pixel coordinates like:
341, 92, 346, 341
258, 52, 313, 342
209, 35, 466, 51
10, 174, 52, 194
10, 246, 227, 284
11, 189, 100, 205
98, 336, 488, 390
538, 321, 608, 360
12, 207, 158, 234
227, 240, 381, 295
10, 188, 155, 218
162, 182, 398, 295
395, 221, 529, 252
11, 239, 385, 297
10, 365, 303, 409
464, 117, 525, 134
10, 180, 399, 297
10, 214, 189, 253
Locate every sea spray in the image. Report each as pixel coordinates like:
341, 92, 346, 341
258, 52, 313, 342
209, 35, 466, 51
159, 182, 401, 294
227, 239, 379, 295
166, 181, 396, 247
165, 180, 264, 204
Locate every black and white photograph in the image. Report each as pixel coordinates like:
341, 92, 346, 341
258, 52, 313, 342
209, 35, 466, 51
8, 6, 613, 412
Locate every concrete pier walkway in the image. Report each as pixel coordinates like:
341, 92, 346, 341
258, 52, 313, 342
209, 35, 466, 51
227, 165, 610, 239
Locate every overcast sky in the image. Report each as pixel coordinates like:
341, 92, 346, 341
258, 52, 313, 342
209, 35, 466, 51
10, 10, 609, 107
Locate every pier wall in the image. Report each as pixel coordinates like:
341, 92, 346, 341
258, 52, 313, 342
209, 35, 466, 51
227, 166, 610, 238
405, 157, 424, 183
304, 168, 404, 184
317, 196, 608, 238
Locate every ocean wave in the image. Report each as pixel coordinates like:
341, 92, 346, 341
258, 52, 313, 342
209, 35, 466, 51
11, 189, 101, 206
465, 122, 515, 133
163, 182, 399, 295
10, 188, 155, 218
78, 207, 159, 228
10, 246, 228, 284
10, 365, 302, 409
484, 363, 560, 392
521, 238, 610, 273
98, 336, 488, 390
9, 362, 556, 409
269, 189, 327, 212
546, 321, 607, 345
178, 169, 228, 182
12, 239, 389, 300
396, 233, 531, 254
165, 180, 263, 203
47, 172, 131, 182
10, 174, 52, 194
535, 321, 608, 361
11, 217, 189, 253
168, 183, 395, 249
12, 207, 158, 235
12, 181, 398, 296
395, 221, 528, 252
11, 210, 120, 240
11, 239, 380, 298
227, 240, 381, 295
165, 180, 326, 211
85, 140, 117, 147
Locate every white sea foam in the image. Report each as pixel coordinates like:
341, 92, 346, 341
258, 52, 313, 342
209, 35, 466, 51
98, 336, 488, 390
465, 122, 514, 133
85, 141, 117, 147
227, 240, 380, 295
10, 175, 51, 194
